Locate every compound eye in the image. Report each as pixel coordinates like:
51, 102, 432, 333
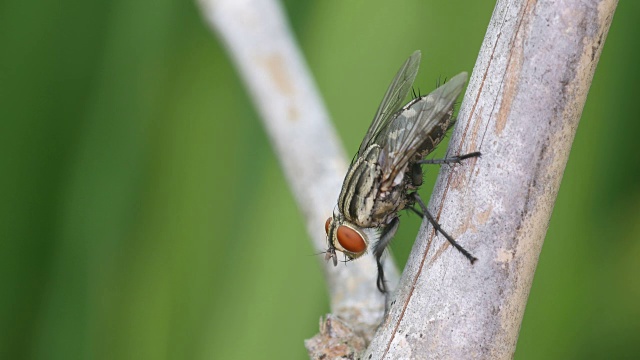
336, 226, 366, 254
325, 217, 332, 234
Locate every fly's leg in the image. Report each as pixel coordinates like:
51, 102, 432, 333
411, 193, 477, 264
417, 151, 481, 165
324, 247, 338, 266
373, 217, 400, 293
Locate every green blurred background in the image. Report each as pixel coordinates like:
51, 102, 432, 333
1, 0, 638, 359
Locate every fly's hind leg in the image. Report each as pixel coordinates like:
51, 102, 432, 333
373, 217, 400, 294
417, 151, 481, 165
410, 193, 477, 264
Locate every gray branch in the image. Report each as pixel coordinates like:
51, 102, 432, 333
364, 0, 618, 358
197, 0, 399, 344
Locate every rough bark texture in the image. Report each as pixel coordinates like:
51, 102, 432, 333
197, 0, 399, 344
363, 0, 618, 359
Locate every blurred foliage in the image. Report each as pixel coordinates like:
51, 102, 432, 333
0, 0, 638, 359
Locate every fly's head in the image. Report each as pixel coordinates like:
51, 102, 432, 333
324, 211, 369, 266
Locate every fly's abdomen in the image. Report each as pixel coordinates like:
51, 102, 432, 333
421, 122, 449, 155
415, 106, 454, 159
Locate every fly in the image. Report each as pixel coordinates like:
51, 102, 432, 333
324, 50, 480, 293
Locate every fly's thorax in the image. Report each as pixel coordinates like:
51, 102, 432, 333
338, 144, 383, 227
324, 213, 369, 262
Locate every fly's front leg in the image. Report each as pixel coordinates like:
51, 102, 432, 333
324, 247, 337, 266
412, 193, 477, 264
373, 217, 400, 293
417, 151, 481, 165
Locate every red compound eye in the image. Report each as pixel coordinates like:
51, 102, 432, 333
336, 226, 366, 254
325, 217, 332, 234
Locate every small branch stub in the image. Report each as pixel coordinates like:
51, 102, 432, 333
305, 315, 366, 360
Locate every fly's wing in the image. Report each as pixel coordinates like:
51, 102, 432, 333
377, 72, 468, 184
357, 51, 421, 155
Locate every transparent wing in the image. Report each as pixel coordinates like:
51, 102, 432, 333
377, 72, 468, 181
357, 51, 421, 155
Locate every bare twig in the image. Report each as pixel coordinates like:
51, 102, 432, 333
364, 0, 618, 358
197, 0, 399, 344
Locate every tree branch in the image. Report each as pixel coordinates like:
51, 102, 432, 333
197, 0, 399, 345
364, 0, 618, 358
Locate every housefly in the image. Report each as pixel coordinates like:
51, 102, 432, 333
324, 50, 480, 293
